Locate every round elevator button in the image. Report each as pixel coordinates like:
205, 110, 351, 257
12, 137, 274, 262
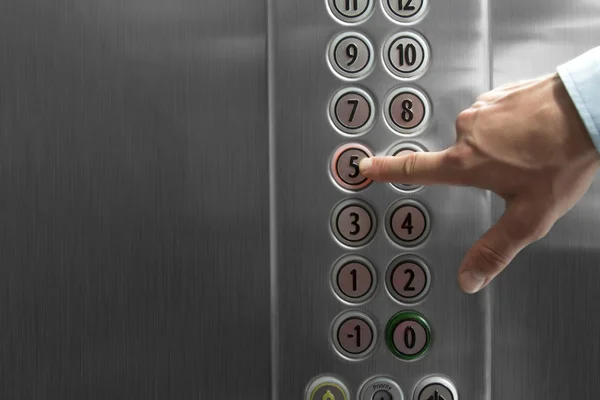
386, 142, 426, 192
331, 143, 374, 191
382, 0, 428, 24
332, 255, 377, 303
386, 254, 430, 304
383, 31, 430, 80
385, 199, 430, 247
384, 87, 431, 136
328, 0, 374, 24
330, 88, 376, 135
331, 199, 377, 247
413, 376, 458, 400
385, 310, 431, 360
332, 311, 378, 359
359, 376, 404, 400
329, 32, 375, 79
306, 376, 350, 400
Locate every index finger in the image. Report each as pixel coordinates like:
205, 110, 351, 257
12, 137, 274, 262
359, 148, 471, 186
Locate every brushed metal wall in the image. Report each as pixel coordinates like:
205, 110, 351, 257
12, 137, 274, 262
0, 0, 271, 398
490, 1, 600, 398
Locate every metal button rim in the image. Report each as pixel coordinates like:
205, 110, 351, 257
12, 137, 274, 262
305, 375, 350, 400
385, 141, 427, 192
381, 0, 429, 25
385, 310, 432, 361
382, 31, 431, 81
331, 254, 378, 304
327, 0, 376, 25
359, 376, 405, 400
412, 375, 459, 400
331, 310, 379, 360
329, 87, 376, 136
330, 142, 374, 191
327, 31, 376, 80
384, 199, 431, 248
385, 254, 431, 304
331, 198, 378, 248
383, 86, 432, 136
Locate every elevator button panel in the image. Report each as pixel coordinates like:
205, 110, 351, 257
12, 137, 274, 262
306, 376, 350, 400
330, 88, 376, 135
359, 376, 404, 400
413, 376, 459, 400
331, 199, 377, 247
384, 87, 431, 135
328, 32, 375, 79
332, 255, 377, 303
332, 311, 378, 359
331, 143, 373, 191
386, 254, 430, 303
283, 0, 483, 396
328, 0, 374, 23
386, 199, 431, 247
383, 31, 430, 80
386, 310, 432, 360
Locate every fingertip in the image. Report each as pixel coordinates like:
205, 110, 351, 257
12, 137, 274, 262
458, 269, 488, 294
359, 157, 373, 175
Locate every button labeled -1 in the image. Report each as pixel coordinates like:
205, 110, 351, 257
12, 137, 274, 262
332, 311, 378, 359
330, 143, 374, 191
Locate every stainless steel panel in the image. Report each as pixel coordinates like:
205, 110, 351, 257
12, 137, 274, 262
270, 0, 492, 398
0, 0, 270, 398
491, 0, 600, 398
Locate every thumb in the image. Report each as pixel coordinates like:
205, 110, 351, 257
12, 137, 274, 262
458, 201, 553, 294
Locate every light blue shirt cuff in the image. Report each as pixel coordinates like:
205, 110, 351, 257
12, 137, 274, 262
557, 46, 600, 153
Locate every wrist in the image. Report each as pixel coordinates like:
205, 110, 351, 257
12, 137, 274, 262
550, 73, 600, 165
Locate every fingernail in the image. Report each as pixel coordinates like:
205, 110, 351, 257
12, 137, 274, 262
359, 158, 372, 173
459, 269, 487, 294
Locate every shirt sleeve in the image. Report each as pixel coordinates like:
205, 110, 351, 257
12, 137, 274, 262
557, 46, 600, 153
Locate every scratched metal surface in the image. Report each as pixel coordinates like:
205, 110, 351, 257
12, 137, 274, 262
0, 0, 271, 398
490, 0, 600, 398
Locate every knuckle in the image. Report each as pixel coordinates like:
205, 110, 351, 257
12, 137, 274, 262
508, 208, 553, 242
377, 156, 394, 178
455, 108, 477, 134
402, 152, 418, 178
477, 242, 510, 270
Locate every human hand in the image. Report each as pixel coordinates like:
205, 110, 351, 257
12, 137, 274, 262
359, 73, 600, 294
